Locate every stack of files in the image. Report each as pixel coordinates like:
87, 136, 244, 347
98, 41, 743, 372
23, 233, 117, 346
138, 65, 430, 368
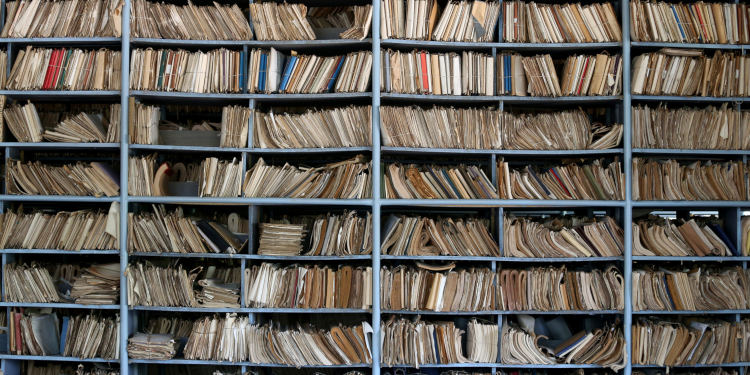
503, 215, 624, 258
7, 47, 121, 91
127, 155, 242, 197
497, 158, 625, 200
6, 159, 119, 196
69, 263, 119, 304
1, 0, 123, 37
129, 48, 245, 93
9, 311, 120, 359
304, 210, 373, 255
5, 101, 121, 143
130, 0, 252, 40
380, 105, 500, 149
520, 54, 561, 96
632, 318, 750, 365
631, 50, 750, 97
195, 279, 240, 308
380, 266, 495, 311
498, 266, 624, 311
183, 314, 373, 364
254, 105, 372, 149
244, 263, 373, 309
380, 317, 495, 366
257, 222, 306, 256
248, 49, 372, 93
128, 205, 247, 254
632, 215, 735, 257
4, 263, 61, 303
127, 263, 239, 307
249, 2, 315, 40
632, 104, 750, 150
127, 333, 177, 360
145, 316, 192, 339
0, 51, 6, 89
308, 5, 373, 40
500, 109, 623, 150
632, 158, 746, 201
633, 266, 750, 311
744, 217, 750, 256
560, 53, 622, 96
630, 1, 750, 44
466, 320, 499, 363
430, 0, 500, 42
127, 100, 159, 144
0, 207, 118, 250
381, 49, 493, 95
496, 53, 527, 95
383, 162, 497, 199
381, 215, 500, 256
218, 105, 250, 148
243, 156, 372, 199
503, 1, 622, 43
379, 0, 437, 40
501, 315, 624, 368
25, 363, 120, 375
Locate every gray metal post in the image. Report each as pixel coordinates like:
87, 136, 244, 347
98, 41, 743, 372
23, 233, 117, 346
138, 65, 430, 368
371, 0, 381, 372
119, 0, 131, 373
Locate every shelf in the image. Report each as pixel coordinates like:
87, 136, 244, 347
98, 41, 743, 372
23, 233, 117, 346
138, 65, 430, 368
132, 305, 369, 314
0, 37, 121, 45
380, 199, 626, 207
128, 196, 373, 206
497, 256, 625, 262
0, 355, 118, 363
129, 38, 372, 48
383, 310, 622, 315
130, 90, 372, 102
380, 93, 499, 104
0, 142, 120, 150
632, 201, 750, 208
129, 253, 371, 261
129, 144, 246, 153
387, 363, 610, 369
632, 363, 750, 368
0, 249, 119, 255
496, 42, 622, 51
633, 310, 750, 315
380, 39, 622, 51
0, 302, 120, 309
499, 95, 621, 104
0, 90, 121, 99
249, 147, 373, 154
128, 359, 370, 367
381, 147, 624, 156
632, 256, 750, 262
131, 306, 241, 313
631, 41, 750, 50
381, 39, 495, 49
0, 195, 119, 202
631, 95, 750, 103
632, 148, 750, 156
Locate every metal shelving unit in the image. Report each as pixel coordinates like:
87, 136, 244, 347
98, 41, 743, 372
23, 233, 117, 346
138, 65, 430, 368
0, 0, 747, 374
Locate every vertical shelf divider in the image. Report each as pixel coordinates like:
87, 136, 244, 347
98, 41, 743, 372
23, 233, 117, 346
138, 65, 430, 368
622, 1, 633, 375
371, 0, 382, 372
119, 0, 131, 373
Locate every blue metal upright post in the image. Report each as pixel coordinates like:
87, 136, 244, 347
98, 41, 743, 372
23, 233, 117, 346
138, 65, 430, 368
119, 0, 131, 373
622, 1, 633, 374
371, 0, 381, 371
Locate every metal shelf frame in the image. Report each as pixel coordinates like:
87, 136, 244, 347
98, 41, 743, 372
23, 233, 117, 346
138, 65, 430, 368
0, 0, 748, 374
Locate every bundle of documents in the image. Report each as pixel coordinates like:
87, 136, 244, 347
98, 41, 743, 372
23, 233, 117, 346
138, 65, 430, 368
381, 266, 495, 311
25, 363, 120, 375
501, 316, 624, 368
497, 158, 625, 200
498, 266, 623, 311
380, 105, 500, 149
245, 263, 372, 309
632, 158, 746, 201
503, 1, 621, 43
128, 205, 246, 254
198, 157, 242, 197
520, 54, 562, 96
467, 320, 498, 363
384, 162, 497, 199
6, 159, 119, 197
243, 156, 371, 199
382, 49, 493, 95
128, 100, 159, 144
631, 50, 750, 97
496, 53, 527, 95
0, 207, 118, 250
183, 314, 373, 364
630, 1, 750, 44
130, 0, 252, 40
560, 53, 622, 96
69, 263, 120, 305
127, 333, 177, 360
4, 101, 120, 143
195, 278, 240, 308
10, 311, 120, 358
249, 2, 315, 40
2, 0, 122, 37
503, 215, 624, 258
632, 215, 735, 257
633, 104, 750, 150
129, 48, 245, 93
61, 314, 120, 359
145, 316, 192, 338
431, 0, 500, 42
218, 105, 250, 148
633, 266, 749, 311
126, 263, 200, 307
254, 105, 372, 149
305, 210, 372, 255
257, 222, 305, 256
309, 5, 373, 40
381, 215, 499, 256
500, 109, 623, 150
7, 47, 121, 91
127, 155, 242, 197
744, 217, 750, 256
4, 263, 61, 302
248, 49, 372, 93
380, 0, 498, 41
632, 318, 750, 365
381, 317, 494, 366
9, 311, 61, 356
